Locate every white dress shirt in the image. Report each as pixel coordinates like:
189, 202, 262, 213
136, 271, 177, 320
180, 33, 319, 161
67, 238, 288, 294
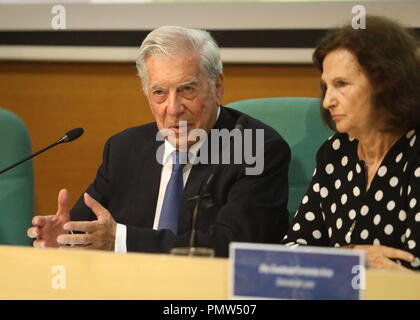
114, 108, 220, 253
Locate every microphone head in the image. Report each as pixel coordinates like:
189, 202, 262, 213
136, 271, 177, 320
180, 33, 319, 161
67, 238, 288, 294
235, 115, 248, 131
61, 128, 84, 143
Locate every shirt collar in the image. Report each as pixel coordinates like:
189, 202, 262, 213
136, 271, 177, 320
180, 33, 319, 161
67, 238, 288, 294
162, 106, 221, 165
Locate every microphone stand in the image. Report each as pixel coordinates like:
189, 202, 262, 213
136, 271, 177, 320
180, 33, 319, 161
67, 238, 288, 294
0, 128, 84, 176
0, 140, 60, 176
187, 173, 215, 250
170, 115, 247, 257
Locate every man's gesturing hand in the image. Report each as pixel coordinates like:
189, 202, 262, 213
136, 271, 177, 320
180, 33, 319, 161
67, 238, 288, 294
57, 193, 117, 251
27, 188, 70, 248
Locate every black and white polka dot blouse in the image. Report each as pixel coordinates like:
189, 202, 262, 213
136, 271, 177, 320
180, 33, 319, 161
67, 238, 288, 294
282, 128, 420, 270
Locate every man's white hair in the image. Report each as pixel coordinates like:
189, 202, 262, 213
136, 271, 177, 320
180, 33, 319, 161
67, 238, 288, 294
136, 26, 223, 94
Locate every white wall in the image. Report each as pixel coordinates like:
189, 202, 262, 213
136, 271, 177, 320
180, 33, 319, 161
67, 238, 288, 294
0, 0, 419, 63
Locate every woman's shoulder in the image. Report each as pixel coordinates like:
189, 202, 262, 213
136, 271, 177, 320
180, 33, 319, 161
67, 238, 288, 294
405, 126, 420, 147
316, 131, 355, 160
403, 126, 420, 169
397, 126, 420, 158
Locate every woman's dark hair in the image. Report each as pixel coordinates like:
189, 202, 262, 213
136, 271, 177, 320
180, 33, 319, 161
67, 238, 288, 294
313, 15, 420, 132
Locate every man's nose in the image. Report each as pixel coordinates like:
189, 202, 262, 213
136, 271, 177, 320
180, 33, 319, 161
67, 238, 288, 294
167, 91, 184, 115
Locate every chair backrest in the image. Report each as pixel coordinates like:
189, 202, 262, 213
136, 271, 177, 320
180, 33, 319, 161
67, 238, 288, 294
226, 97, 333, 218
0, 107, 34, 245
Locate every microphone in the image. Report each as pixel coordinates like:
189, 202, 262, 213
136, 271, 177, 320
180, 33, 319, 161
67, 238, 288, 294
187, 115, 248, 255
0, 128, 84, 176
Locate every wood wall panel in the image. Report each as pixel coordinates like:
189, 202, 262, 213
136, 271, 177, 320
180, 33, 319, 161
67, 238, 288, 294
0, 61, 320, 214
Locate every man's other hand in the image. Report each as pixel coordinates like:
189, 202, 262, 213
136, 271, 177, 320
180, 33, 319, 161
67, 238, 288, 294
27, 188, 70, 248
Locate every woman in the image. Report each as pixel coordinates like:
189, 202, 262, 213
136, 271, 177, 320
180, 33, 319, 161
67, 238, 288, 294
282, 16, 420, 271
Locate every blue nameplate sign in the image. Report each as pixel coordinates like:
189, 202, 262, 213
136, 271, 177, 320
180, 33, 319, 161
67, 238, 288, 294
230, 242, 365, 300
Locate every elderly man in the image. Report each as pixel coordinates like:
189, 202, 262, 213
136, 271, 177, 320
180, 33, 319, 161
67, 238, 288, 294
27, 26, 290, 257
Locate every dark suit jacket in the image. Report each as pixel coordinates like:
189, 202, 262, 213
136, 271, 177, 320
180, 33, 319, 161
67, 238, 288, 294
70, 107, 291, 257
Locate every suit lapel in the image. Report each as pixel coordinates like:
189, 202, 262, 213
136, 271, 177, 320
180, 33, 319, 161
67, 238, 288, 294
133, 126, 164, 228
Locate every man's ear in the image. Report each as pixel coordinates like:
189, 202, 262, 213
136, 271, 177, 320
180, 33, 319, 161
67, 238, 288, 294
215, 73, 224, 105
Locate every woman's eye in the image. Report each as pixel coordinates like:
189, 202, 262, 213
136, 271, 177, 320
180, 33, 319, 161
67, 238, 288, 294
336, 81, 347, 87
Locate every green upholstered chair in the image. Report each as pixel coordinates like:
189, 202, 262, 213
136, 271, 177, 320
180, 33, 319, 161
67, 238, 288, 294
226, 97, 333, 219
0, 107, 34, 245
